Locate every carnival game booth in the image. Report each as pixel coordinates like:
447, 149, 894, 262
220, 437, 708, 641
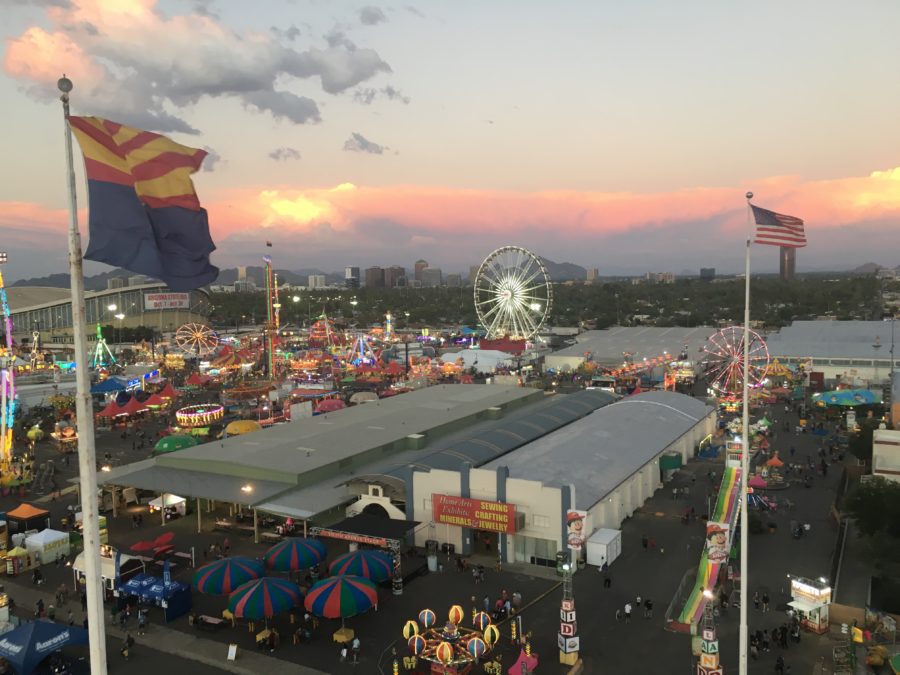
24, 528, 70, 564
117, 572, 192, 623
6, 503, 50, 534
72, 550, 145, 598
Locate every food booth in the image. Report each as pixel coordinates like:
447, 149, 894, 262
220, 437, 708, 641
24, 528, 70, 564
788, 575, 831, 634
73, 549, 145, 598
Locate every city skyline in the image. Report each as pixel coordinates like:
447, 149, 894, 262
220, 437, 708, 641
2, 1, 900, 283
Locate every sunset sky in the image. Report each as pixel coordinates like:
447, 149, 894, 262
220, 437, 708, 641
3, 0, 900, 283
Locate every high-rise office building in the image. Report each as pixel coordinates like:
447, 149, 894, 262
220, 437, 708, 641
365, 266, 385, 288
700, 267, 716, 281
586, 268, 599, 283
422, 267, 443, 287
445, 273, 462, 287
414, 259, 429, 283
779, 247, 796, 281
308, 274, 326, 289
384, 266, 406, 288
344, 266, 360, 288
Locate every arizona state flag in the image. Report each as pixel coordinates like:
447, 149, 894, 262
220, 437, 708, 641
68, 116, 218, 290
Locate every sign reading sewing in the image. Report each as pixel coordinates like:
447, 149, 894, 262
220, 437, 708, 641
144, 292, 190, 310
432, 494, 517, 533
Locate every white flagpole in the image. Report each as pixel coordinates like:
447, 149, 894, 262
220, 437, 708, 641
738, 192, 753, 675
58, 75, 109, 673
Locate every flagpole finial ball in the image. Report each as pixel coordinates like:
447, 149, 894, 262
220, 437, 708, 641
57, 76, 73, 93
745, 191, 753, 200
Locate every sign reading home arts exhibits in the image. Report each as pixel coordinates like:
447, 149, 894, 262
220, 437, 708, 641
432, 494, 517, 533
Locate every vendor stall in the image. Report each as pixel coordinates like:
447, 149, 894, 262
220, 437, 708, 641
5, 546, 29, 576
72, 550, 145, 597
788, 575, 831, 634
24, 528, 70, 564
6, 504, 50, 534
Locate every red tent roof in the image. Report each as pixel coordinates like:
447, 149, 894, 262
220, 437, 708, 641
185, 372, 210, 386
479, 338, 527, 355
121, 396, 149, 416
158, 382, 179, 399
144, 393, 166, 407
96, 400, 123, 417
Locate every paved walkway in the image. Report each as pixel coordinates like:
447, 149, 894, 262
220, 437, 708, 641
5, 580, 327, 675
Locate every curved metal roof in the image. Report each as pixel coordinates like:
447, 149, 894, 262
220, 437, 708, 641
483, 390, 715, 509
383, 388, 617, 479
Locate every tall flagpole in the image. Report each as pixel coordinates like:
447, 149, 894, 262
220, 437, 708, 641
58, 75, 109, 673
738, 192, 753, 675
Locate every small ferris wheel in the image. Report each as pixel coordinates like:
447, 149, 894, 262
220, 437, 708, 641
473, 245, 552, 340
701, 326, 770, 397
174, 322, 219, 356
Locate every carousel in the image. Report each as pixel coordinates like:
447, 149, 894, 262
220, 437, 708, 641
175, 404, 224, 430
403, 605, 499, 675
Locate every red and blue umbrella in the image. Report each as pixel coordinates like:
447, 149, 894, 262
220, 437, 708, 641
227, 577, 303, 620
304, 575, 378, 619
263, 537, 327, 572
193, 556, 264, 595
328, 549, 393, 583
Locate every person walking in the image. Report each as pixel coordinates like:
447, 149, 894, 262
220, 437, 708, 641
761, 592, 770, 612
753, 591, 760, 610
138, 609, 147, 635
624, 602, 632, 623
762, 629, 770, 652
775, 655, 785, 674
644, 598, 653, 618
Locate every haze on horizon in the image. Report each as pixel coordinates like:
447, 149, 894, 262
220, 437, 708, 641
2, 0, 900, 284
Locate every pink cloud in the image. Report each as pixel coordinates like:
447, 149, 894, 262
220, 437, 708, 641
202, 165, 900, 240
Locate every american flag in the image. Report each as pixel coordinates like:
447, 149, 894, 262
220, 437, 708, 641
751, 205, 806, 248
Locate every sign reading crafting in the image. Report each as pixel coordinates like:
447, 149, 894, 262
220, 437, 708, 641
144, 292, 190, 310
432, 494, 517, 533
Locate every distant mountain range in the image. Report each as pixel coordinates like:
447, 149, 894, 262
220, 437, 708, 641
10, 258, 591, 289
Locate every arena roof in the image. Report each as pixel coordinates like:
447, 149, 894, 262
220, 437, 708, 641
482, 390, 714, 510
102, 385, 541, 504
546, 326, 715, 366
765, 320, 896, 360
6, 287, 73, 310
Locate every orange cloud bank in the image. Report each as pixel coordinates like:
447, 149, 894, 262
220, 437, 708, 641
204, 166, 900, 239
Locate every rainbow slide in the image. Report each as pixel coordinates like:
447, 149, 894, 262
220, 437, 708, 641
675, 466, 742, 627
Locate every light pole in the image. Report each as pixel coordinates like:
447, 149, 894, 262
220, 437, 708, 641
292, 295, 300, 329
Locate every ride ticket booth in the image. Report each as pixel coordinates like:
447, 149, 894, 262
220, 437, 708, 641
788, 575, 831, 634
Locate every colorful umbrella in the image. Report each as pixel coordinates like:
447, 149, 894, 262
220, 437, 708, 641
193, 556, 264, 595
227, 577, 303, 620
304, 575, 378, 619
263, 537, 327, 571
328, 549, 393, 583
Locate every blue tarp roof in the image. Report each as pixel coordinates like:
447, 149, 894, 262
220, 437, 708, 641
90, 377, 127, 394
0, 620, 88, 674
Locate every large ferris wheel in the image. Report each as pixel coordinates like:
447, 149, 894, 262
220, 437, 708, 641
473, 246, 552, 340
701, 326, 770, 397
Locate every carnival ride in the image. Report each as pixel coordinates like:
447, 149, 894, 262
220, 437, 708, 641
403, 605, 500, 674
701, 326, 770, 398
175, 404, 224, 429
0, 258, 17, 466
347, 333, 378, 366
174, 322, 219, 357
91, 323, 116, 369
473, 245, 552, 340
